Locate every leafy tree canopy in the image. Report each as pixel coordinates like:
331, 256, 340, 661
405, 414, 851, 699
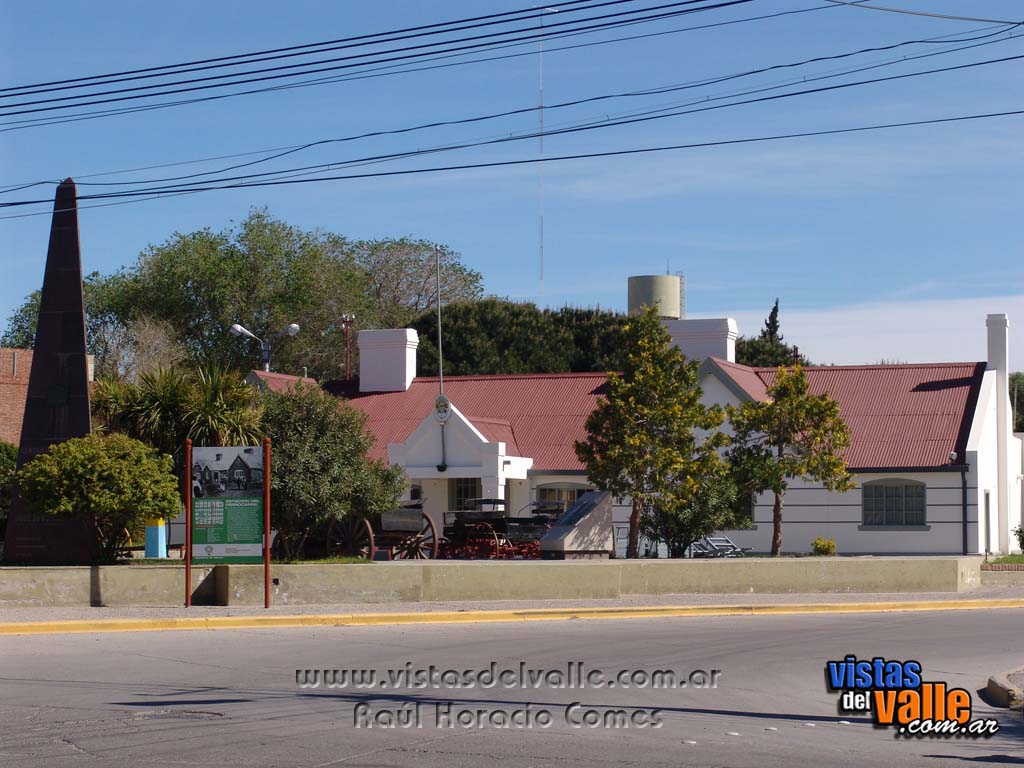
261, 385, 404, 560
2, 211, 482, 381
17, 433, 181, 563
640, 475, 745, 558
575, 306, 728, 558
411, 301, 629, 376
0, 441, 16, 536
1011, 372, 1024, 432
726, 365, 853, 555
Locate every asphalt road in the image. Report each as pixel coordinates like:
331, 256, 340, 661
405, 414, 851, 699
1, 609, 1022, 767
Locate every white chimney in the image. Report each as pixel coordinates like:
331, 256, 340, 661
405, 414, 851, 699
987, 313, 1011, 553
358, 329, 419, 392
663, 318, 739, 363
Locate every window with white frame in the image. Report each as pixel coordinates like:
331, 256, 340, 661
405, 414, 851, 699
537, 484, 591, 511
862, 480, 926, 526
448, 478, 482, 511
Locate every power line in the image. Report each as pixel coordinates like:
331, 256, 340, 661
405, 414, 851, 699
0, 2, 854, 133
0, 1, 752, 116
23, 43, 1021, 199
823, 1, 1018, 25
86, 24, 1024, 187
0, 1, 647, 100
3, 105, 1023, 220
5, 15, 1010, 193
0, 0, 623, 95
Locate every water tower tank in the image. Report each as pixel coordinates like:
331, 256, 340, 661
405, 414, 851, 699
627, 275, 682, 319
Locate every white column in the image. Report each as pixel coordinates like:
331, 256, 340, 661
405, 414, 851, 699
987, 314, 1010, 553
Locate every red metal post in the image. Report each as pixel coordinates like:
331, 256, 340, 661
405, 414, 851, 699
263, 437, 271, 609
185, 439, 192, 608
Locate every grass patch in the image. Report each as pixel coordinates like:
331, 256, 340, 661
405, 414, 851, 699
288, 556, 369, 565
990, 554, 1024, 565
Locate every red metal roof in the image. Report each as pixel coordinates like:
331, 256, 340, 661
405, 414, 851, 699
332, 373, 609, 470
248, 370, 318, 393
281, 358, 986, 473
712, 360, 986, 470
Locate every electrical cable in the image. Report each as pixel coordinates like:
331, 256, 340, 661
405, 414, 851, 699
18, 43, 1019, 199
3, 105, 1022, 220
0, 2, 858, 133
4, 16, 1011, 193
0, 1, 753, 116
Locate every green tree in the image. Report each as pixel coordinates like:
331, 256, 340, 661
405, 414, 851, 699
92, 367, 263, 479
3, 212, 482, 381
735, 299, 810, 368
1011, 372, 1024, 432
412, 299, 572, 376
552, 306, 629, 373
17, 433, 181, 563
640, 475, 743, 557
727, 365, 853, 555
575, 306, 729, 558
410, 301, 629, 376
351, 238, 484, 328
261, 385, 404, 560
1, 271, 138, 379
0, 441, 17, 539
123, 210, 374, 378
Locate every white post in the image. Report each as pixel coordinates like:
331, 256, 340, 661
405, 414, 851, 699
987, 314, 1010, 553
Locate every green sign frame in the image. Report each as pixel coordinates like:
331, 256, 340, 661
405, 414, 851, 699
189, 445, 266, 564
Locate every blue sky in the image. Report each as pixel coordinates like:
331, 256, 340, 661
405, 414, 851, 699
2, 1, 1023, 366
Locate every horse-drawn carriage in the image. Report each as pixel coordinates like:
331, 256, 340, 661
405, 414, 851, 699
323, 497, 562, 561
326, 506, 438, 560
439, 498, 562, 559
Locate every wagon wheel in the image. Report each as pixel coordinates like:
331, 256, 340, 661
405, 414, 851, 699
392, 513, 438, 560
469, 522, 501, 559
327, 517, 375, 559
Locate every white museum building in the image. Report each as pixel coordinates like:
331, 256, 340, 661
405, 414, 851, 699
257, 284, 1024, 556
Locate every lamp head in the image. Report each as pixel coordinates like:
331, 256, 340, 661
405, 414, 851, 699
230, 323, 258, 341
285, 323, 300, 337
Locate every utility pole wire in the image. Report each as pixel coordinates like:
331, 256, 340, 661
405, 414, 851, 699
4, 105, 1024, 219
822, 0, 1018, 25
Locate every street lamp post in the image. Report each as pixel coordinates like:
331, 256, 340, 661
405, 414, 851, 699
230, 322, 299, 373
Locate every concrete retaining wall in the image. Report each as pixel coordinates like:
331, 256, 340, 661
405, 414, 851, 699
0, 565, 217, 607
981, 569, 1024, 587
223, 564, 421, 607
0, 557, 983, 607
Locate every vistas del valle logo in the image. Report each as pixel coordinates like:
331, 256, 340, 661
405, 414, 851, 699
825, 656, 1000, 738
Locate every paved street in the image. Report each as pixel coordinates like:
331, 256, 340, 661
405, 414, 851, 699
1, 608, 1022, 767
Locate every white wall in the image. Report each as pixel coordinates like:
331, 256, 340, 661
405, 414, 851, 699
717, 472, 972, 555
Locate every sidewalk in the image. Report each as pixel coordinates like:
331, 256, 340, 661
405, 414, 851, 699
1, 585, 1021, 632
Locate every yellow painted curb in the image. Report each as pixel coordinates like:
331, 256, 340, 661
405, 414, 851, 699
1, 598, 1023, 635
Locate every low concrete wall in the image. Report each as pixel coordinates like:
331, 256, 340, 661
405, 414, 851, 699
223, 564, 420, 607
420, 561, 621, 602
981, 570, 1024, 587
0, 556, 984, 607
98, 565, 217, 607
0, 565, 217, 607
0, 567, 92, 607
619, 557, 980, 595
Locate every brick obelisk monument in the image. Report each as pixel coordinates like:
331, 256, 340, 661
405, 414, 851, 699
5, 179, 94, 563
